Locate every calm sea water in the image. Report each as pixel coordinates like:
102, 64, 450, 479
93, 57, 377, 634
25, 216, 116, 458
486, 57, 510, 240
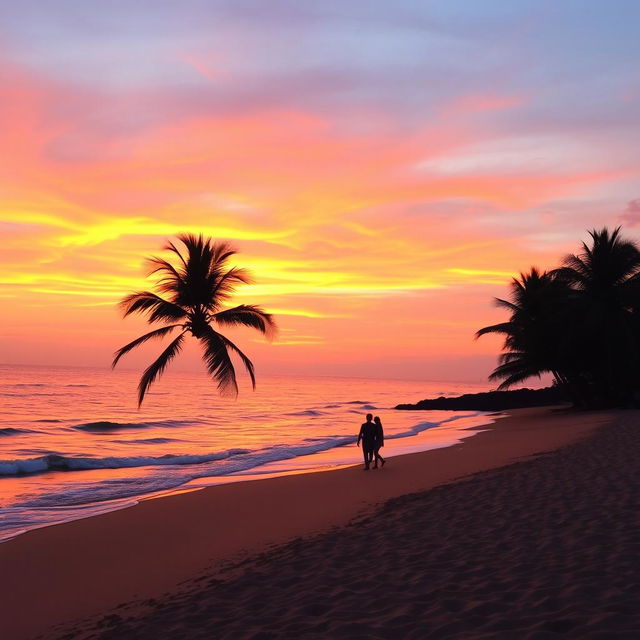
0, 365, 495, 541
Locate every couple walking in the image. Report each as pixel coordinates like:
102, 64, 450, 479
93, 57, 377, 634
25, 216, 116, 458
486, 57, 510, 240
357, 413, 385, 470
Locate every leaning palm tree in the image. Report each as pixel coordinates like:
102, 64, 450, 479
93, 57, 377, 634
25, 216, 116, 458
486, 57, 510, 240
113, 234, 276, 406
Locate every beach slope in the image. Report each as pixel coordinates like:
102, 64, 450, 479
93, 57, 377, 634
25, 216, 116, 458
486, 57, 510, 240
0, 408, 614, 639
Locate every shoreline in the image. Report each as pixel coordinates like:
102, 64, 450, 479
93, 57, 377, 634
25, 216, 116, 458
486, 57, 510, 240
0, 410, 491, 543
0, 407, 613, 639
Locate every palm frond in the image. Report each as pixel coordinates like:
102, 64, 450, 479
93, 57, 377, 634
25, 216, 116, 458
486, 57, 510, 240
146, 257, 186, 299
210, 267, 253, 307
559, 227, 640, 291
493, 297, 518, 312
499, 351, 531, 364
137, 332, 186, 406
475, 322, 514, 339
218, 334, 257, 389
112, 324, 182, 368
214, 304, 277, 339
146, 256, 184, 280
210, 242, 238, 269
119, 292, 187, 323
557, 257, 590, 286
199, 326, 239, 396
488, 355, 545, 389
164, 240, 188, 271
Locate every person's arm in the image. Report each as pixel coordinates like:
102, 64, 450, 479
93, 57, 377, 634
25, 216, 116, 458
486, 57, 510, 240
357, 425, 363, 446
379, 423, 384, 446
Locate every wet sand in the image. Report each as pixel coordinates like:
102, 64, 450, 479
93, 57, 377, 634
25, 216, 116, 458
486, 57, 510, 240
0, 407, 618, 639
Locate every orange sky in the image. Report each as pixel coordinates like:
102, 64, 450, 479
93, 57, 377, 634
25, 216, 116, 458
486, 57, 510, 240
2, 2, 640, 382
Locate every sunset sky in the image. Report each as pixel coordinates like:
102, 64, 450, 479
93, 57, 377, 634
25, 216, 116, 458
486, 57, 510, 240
2, 1, 640, 382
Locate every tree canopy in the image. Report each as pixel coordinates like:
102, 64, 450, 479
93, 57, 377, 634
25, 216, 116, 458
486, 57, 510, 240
113, 234, 276, 406
477, 227, 640, 408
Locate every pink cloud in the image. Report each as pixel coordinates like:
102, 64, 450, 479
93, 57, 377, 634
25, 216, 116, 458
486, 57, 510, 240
620, 199, 640, 226
448, 92, 529, 114
1, 53, 639, 378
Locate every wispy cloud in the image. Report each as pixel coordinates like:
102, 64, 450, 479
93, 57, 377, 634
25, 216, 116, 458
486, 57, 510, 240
1, 2, 640, 378
620, 199, 640, 227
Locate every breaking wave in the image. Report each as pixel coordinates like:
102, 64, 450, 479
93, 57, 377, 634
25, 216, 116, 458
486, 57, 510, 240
0, 412, 485, 478
0, 448, 251, 476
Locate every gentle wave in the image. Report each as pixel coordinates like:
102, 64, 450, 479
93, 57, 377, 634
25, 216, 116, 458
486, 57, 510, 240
286, 402, 376, 417
113, 437, 180, 445
0, 428, 33, 436
73, 421, 152, 432
14, 414, 489, 510
8, 383, 48, 387
0, 448, 252, 476
386, 413, 481, 440
286, 409, 326, 417
4, 392, 59, 398
73, 419, 194, 432
0, 413, 485, 478
13, 437, 357, 507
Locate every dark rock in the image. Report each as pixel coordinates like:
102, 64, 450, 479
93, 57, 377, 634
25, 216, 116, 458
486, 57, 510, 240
395, 387, 567, 411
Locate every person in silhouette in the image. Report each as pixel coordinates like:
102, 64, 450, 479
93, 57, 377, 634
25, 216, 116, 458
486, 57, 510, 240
373, 416, 385, 468
357, 413, 377, 470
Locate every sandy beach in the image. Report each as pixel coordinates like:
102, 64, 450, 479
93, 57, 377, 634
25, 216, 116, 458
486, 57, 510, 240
0, 407, 628, 639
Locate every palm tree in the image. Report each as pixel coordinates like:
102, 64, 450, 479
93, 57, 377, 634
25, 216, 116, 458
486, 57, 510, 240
112, 234, 276, 406
553, 227, 640, 405
477, 227, 640, 408
476, 267, 572, 389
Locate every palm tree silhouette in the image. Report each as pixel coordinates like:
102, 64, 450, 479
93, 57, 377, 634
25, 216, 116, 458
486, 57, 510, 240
553, 227, 640, 405
476, 267, 571, 389
477, 227, 640, 408
113, 234, 276, 406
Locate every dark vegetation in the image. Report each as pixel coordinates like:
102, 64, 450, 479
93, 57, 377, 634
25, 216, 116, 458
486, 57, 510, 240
396, 386, 567, 412
476, 227, 640, 409
112, 234, 276, 406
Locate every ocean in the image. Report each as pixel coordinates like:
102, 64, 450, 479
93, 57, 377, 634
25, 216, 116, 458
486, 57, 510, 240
0, 364, 495, 542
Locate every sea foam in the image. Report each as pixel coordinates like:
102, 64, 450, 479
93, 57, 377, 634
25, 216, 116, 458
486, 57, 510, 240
0, 448, 252, 476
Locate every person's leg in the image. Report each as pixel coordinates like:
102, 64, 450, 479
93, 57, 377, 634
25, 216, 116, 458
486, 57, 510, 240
362, 445, 370, 469
367, 446, 375, 468
376, 447, 385, 466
